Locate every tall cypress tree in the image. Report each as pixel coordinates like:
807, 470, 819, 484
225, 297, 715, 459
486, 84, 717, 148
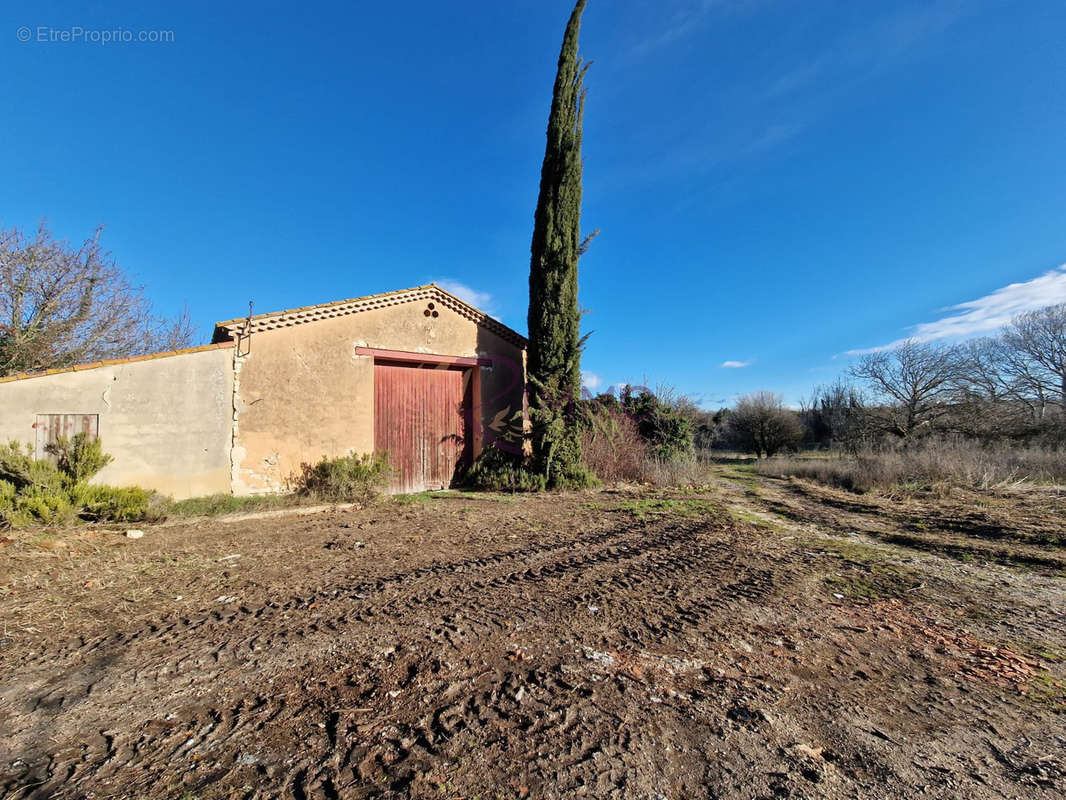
527, 0, 592, 487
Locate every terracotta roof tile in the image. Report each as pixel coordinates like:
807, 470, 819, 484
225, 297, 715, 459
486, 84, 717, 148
211, 284, 527, 348
0, 341, 235, 385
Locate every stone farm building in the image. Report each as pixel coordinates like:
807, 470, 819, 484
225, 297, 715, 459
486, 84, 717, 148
0, 285, 527, 499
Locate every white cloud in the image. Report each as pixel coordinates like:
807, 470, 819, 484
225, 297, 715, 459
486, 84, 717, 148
721, 360, 751, 368
582, 371, 602, 390
847, 264, 1066, 355
433, 280, 495, 315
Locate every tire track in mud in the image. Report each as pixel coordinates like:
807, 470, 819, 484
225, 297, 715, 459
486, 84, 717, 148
11, 518, 714, 692
0, 515, 792, 800
1, 522, 659, 727
15, 517, 670, 670
5, 521, 713, 772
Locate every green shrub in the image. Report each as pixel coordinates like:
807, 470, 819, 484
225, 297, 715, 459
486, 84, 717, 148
0, 441, 65, 492
549, 463, 599, 490
47, 433, 113, 484
576, 389, 699, 486
294, 452, 391, 504
0, 437, 161, 528
0, 456, 74, 527
5, 485, 77, 528
465, 446, 549, 493
71, 484, 164, 523
581, 389, 693, 462
623, 389, 693, 460
0, 479, 16, 514
0, 441, 35, 487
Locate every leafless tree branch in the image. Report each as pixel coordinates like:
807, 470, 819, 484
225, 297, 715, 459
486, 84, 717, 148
0, 223, 199, 376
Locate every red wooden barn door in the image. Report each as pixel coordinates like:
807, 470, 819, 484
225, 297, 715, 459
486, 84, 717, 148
374, 362, 471, 493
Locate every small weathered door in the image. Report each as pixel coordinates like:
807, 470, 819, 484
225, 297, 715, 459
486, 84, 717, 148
374, 363, 471, 493
34, 414, 99, 460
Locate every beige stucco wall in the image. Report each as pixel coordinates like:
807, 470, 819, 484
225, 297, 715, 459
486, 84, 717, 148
0, 347, 234, 499
233, 300, 526, 493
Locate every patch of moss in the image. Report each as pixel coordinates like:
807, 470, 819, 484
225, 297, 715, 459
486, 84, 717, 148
820, 540, 922, 599
822, 539, 894, 564
451, 492, 519, 504
168, 493, 302, 517
1034, 647, 1066, 664
391, 492, 437, 505
823, 570, 914, 600
1026, 671, 1066, 713
727, 508, 782, 531
881, 532, 1066, 573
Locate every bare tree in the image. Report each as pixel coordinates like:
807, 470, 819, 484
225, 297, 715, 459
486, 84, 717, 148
954, 338, 1010, 402
947, 338, 1027, 438
727, 392, 804, 458
801, 380, 869, 451
849, 340, 960, 440
997, 343, 1053, 422
0, 223, 196, 376
1001, 303, 1066, 419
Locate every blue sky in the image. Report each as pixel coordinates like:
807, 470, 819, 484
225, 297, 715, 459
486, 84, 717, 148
2, 0, 1065, 407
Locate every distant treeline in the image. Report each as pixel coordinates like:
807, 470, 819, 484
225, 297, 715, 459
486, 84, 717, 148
679, 301, 1066, 457
481, 302, 1065, 487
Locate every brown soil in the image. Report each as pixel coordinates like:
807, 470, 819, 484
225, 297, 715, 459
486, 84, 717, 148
0, 473, 1063, 799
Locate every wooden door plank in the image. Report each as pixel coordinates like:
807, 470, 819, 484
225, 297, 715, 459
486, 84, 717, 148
374, 362, 471, 493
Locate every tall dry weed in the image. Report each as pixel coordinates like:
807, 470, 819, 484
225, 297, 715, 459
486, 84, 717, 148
756, 441, 1065, 493
581, 407, 648, 483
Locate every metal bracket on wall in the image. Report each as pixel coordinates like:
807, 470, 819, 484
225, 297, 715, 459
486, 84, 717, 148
236, 301, 254, 357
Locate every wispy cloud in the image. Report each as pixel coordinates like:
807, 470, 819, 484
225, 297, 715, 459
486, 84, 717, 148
756, 0, 975, 142
739, 122, 806, 156
630, 0, 769, 58
847, 264, 1066, 355
721, 360, 751, 368
770, 0, 971, 95
581, 371, 603, 391
633, 0, 971, 69
433, 279, 495, 315
614, 0, 976, 184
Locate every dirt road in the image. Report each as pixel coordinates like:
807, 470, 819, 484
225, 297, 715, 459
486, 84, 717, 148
1, 477, 1063, 799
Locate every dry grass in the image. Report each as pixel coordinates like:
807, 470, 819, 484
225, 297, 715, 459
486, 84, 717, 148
581, 407, 648, 483
639, 454, 706, 487
580, 409, 710, 488
756, 441, 1066, 494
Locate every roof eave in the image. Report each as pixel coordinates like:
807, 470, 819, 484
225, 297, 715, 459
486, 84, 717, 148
212, 284, 528, 348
